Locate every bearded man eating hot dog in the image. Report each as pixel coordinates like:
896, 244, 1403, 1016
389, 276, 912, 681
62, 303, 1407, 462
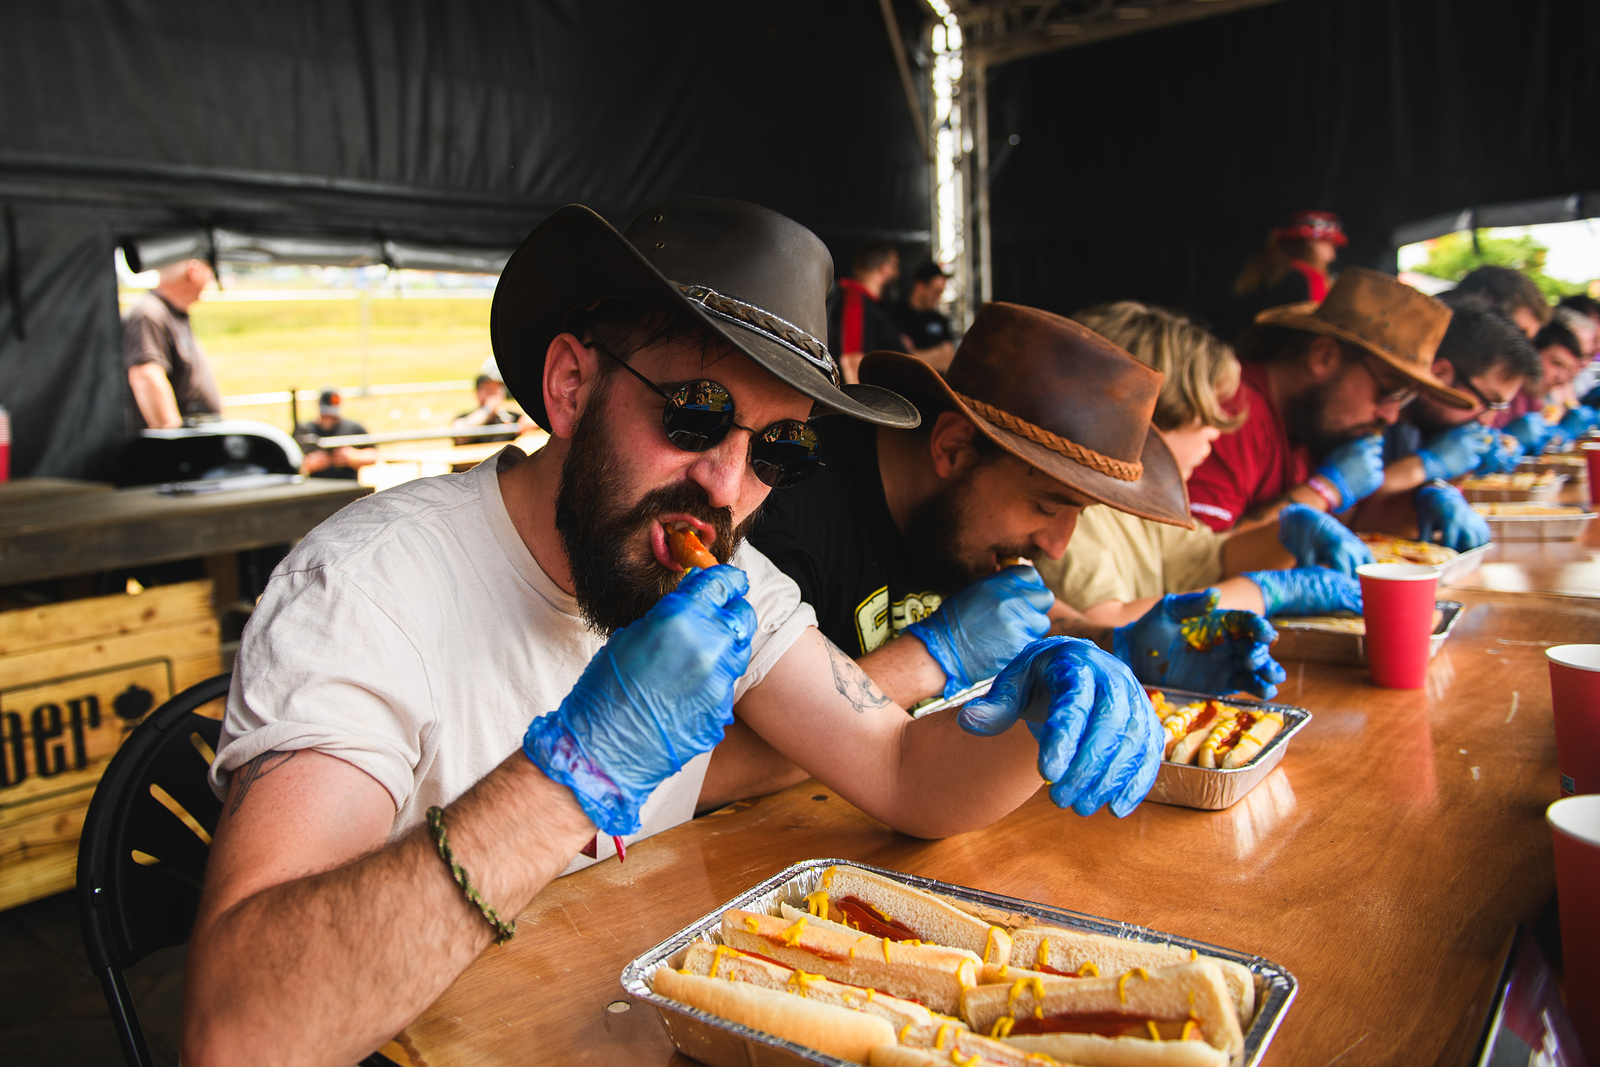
183, 199, 1195, 1064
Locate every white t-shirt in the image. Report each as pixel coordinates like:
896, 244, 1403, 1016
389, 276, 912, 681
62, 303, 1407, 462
212, 448, 815, 875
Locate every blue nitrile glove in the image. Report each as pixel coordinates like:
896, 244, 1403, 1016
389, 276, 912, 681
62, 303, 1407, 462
1244, 567, 1364, 617
1112, 590, 1286, 700
1414, 482, 1491, 552
1474, 432, 1524, 475
1276, 502, 1374, 577
1582, 384, 1600, 410
522, 564, 755, 836
1558, 405, 1598, 439
957, 637, 1162, 817
904, 565, 1055, 698
1313, 434, 1385, 512
1506, 413, 1557, 455
1418, 421, 1495, 482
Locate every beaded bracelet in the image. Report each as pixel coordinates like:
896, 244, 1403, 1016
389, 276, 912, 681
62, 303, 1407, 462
425, 806, 517, 945
1304, 474, 1344, 513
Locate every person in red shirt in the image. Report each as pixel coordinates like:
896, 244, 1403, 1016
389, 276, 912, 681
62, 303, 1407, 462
827, 242, 912, 382
1187, 267, 1476, 532
1220, 210, 1347, 340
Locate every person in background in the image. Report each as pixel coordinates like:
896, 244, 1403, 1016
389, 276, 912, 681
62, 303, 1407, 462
888, 261, 956, 372
1351, 304, 1539, 550
1570, 295, 1600, 406
1186, 268, 1475, 533
124, 258, 223, 429
750, 300, 1286, 720
827, 241, 910, 383
1224, 210, 1347, 340
1447, 265, 1551, 338
453, 358, 534, 445
1037, 302, 1367, 626
297, 388, 377, 480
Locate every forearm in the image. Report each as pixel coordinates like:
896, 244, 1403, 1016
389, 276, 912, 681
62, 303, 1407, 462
1348, 484, 1422, 538
184, 756, 593, 1065
1046, 599, 1113, 651
856, 633, 948, 708
1241, 486, 1323, 527
912, 343, 955, 373
1218, 519, 1293, 576
129, 365, 182, 428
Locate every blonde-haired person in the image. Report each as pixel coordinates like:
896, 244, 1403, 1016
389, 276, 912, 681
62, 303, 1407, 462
1035, 302, 1371, 625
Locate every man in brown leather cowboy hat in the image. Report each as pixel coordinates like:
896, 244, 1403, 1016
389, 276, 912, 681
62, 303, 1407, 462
1187, 267, 1476, 533
748, 300, 1286, 740
185, 199, 1186, 1063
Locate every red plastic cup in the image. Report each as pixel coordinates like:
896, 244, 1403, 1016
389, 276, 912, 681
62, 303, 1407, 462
1548, 794, 1600, 1061
1357, 563, 1440, 689
1548, 644, 1600, 797
1583, 442, 1600, 505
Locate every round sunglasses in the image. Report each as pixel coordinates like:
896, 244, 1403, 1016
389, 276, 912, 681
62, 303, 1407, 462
587, 342, 823, 489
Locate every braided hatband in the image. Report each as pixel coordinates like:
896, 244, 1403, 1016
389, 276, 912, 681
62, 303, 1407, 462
955, 393, 1144, 481
677, 284, 839, 386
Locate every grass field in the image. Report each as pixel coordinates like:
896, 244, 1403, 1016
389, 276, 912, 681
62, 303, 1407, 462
171, 296, 496, 435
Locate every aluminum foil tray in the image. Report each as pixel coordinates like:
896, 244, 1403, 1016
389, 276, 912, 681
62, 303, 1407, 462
1143, 688, 1311, 811
1437, 544, 1491, 586
1517, 454, 1588, 481
621, 858, 1298, 1067
1271, 600, 1464, 668
1476, 507, 1598, 541
1460, 474, 1567, 503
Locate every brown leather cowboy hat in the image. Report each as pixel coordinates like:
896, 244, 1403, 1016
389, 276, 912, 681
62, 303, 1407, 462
859, 302, 1192, 526
492, 197, 920, 431
1254, 266, 1475, 409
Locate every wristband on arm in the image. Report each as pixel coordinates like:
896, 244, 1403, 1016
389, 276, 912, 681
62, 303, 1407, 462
1304, 474, 1345, 512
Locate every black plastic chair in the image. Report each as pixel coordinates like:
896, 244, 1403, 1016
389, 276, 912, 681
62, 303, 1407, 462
76, 673, 395, 1066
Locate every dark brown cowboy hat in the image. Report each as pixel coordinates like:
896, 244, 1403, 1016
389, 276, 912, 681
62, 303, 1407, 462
492, 198, 920, 431
860, 302, 1192, 527
1254, 266, 1475, 409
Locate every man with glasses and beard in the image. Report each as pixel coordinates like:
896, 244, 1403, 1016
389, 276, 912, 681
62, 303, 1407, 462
747, 302, 1286, 742
1185, 268, 1478, 535
183, 199, 1181, 1065
1350, 303, 1540, 550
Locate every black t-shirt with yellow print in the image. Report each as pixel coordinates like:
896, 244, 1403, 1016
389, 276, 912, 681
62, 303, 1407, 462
747, 416, 943, 655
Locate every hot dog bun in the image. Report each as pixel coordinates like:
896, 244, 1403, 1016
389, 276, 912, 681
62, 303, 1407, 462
679, 941, 937, 1031
666, 524, 718, 570
818, 865, 1014, 966
1220, 712, 1284, 769
1006, 1032, 1230, 1067
721, 909, 981, 1014
900, 1022, 1061, 1065
869, 1048, 1016, 1067
961, 962, 1244, 1056
1005, 927, 1255, 1023
653, 967, 895, 1064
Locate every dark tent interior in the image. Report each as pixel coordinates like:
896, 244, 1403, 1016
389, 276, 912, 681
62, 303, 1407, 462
986, 0, 1600, 330
2, 0, 1597, 481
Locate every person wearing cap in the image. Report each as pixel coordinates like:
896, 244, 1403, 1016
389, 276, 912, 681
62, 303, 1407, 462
295, 387, 377, 480
827, 241, 912, 383
452, 357, 535, 445
1186, 267, 1478, 535
1036, 302, 1370, 626
747, 300, 1287, 733
124, 258, 223, 429
184, 199, 1176, 1063
888, 260, 956, 372
1223, 211, 1348, 341
1349, 304, 1540, 550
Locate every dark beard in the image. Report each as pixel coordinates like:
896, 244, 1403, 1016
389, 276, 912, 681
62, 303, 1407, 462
1283, 379, 1387, 462
554, 389, 756, 636
902, 461, 1035, 597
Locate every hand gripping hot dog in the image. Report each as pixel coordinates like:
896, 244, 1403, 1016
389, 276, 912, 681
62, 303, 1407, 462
998, 925, 1254, 1025
653, 968, 895, 1064
667, 523, 720, 570
720, 909, 982, 1014
960, 961, 1245, 1057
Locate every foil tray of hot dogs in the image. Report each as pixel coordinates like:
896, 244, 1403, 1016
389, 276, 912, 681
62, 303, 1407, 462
621, 858, 1298, 1067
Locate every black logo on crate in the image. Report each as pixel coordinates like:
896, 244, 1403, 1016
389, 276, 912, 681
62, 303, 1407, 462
0, 660, 173, 789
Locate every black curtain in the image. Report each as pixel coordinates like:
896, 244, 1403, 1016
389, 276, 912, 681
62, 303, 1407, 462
0, 0, 933, 478
986, 0, 1600, 331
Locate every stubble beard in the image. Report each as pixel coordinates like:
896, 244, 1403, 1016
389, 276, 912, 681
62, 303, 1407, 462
903, 460, 1034, 597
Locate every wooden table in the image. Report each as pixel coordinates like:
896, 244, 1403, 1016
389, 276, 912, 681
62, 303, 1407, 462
396, 587, 1599, 1067
1447, 516, 1599, 599
0, 478, 368, 584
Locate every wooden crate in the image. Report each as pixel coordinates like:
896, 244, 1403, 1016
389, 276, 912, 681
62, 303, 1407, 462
0, 581, 221, 911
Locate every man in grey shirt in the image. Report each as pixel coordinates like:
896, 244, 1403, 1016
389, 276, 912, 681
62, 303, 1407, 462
123, 258, 223, 428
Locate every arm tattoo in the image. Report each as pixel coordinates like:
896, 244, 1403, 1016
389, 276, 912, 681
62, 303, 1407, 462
228, 749, 299, 815
823, 637, 892, 713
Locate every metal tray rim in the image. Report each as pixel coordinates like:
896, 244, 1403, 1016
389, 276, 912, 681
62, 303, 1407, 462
621, 857, 1299, 1067
1149, 687, 1312, 777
